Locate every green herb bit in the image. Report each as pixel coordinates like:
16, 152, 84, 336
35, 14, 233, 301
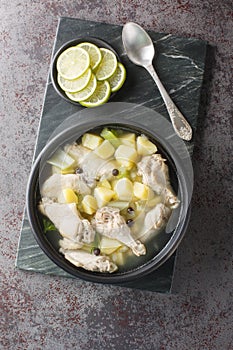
90, 232, 101, 253
43, 218, 57, 233
117, 167, 130, 179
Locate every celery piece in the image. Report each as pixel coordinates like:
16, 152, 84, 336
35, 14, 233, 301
100, 128, 121, 148
47, 148, 75, 170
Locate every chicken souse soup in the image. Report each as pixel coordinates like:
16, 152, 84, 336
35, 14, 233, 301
39, 127, 180, 274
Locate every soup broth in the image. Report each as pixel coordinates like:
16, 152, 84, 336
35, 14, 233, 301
39, 127, 180, 274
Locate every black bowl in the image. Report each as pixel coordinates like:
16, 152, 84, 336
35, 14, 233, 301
50, 37, 121, 105
26, 103, 193, 284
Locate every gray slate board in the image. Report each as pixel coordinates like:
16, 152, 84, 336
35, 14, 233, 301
16, 17, 207, 293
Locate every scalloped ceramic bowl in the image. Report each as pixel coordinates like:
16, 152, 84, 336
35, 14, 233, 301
26, 103, 193, 284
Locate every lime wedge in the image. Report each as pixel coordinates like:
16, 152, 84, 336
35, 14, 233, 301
77, 42, 102, 70
65, 74, 97, 102
80, 80, 111, 107
108, 62, 126, 92
57, 68, 92, 92
95, 48, 117, 81
56, 46, 90, 80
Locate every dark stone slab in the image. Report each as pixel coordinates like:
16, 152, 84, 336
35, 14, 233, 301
16, 17, 207, 293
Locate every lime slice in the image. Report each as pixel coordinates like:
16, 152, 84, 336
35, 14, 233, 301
57, 68, 92, 92
79, 80, 111, 107
95, 48, 117, 81
65, 74, 97, 102
56, 46, 90, 80
108, 62, 126, 92
77, 42, 102, 70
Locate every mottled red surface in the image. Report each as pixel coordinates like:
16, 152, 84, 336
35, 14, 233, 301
0, 1, 232, 349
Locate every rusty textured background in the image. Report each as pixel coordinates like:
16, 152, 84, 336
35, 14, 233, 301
0, 1, 232, 349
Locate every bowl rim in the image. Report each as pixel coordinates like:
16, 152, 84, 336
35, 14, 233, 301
26, 116, 192, 284
50, 36, 121, 105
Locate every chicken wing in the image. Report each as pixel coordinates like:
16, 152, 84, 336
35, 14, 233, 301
93, 207, 146, 256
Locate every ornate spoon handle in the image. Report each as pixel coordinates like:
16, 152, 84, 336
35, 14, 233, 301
146, 64, 192, 141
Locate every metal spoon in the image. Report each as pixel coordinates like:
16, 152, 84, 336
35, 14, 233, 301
122, 22, 192, 141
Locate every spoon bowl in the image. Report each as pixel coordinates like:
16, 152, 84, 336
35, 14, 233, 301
122, 22, 193, 141
122, 22, 154, 66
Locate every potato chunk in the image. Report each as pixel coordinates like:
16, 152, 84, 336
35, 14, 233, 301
94, 186, 115, 207
98, 179, 112, 189
82, 133, 103, 150
94, 140, 115, 159
51, 165, 75, 174
136, 135, 157, 156
119, 133, 136, 148
113, 178, 133, 201
99, 236, 122, 255
133, 182, 149, 200
115, 145, 138, 168
107, 201, 129, 210
59, 188, 79, 204
82, 195, 98, 215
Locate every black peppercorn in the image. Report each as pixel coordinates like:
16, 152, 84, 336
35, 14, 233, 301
126, 219, 134, 227
112, 168, 119, 176
127, 207, 134, 215
93, 248, 101, 256
75, 167, 83, 174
